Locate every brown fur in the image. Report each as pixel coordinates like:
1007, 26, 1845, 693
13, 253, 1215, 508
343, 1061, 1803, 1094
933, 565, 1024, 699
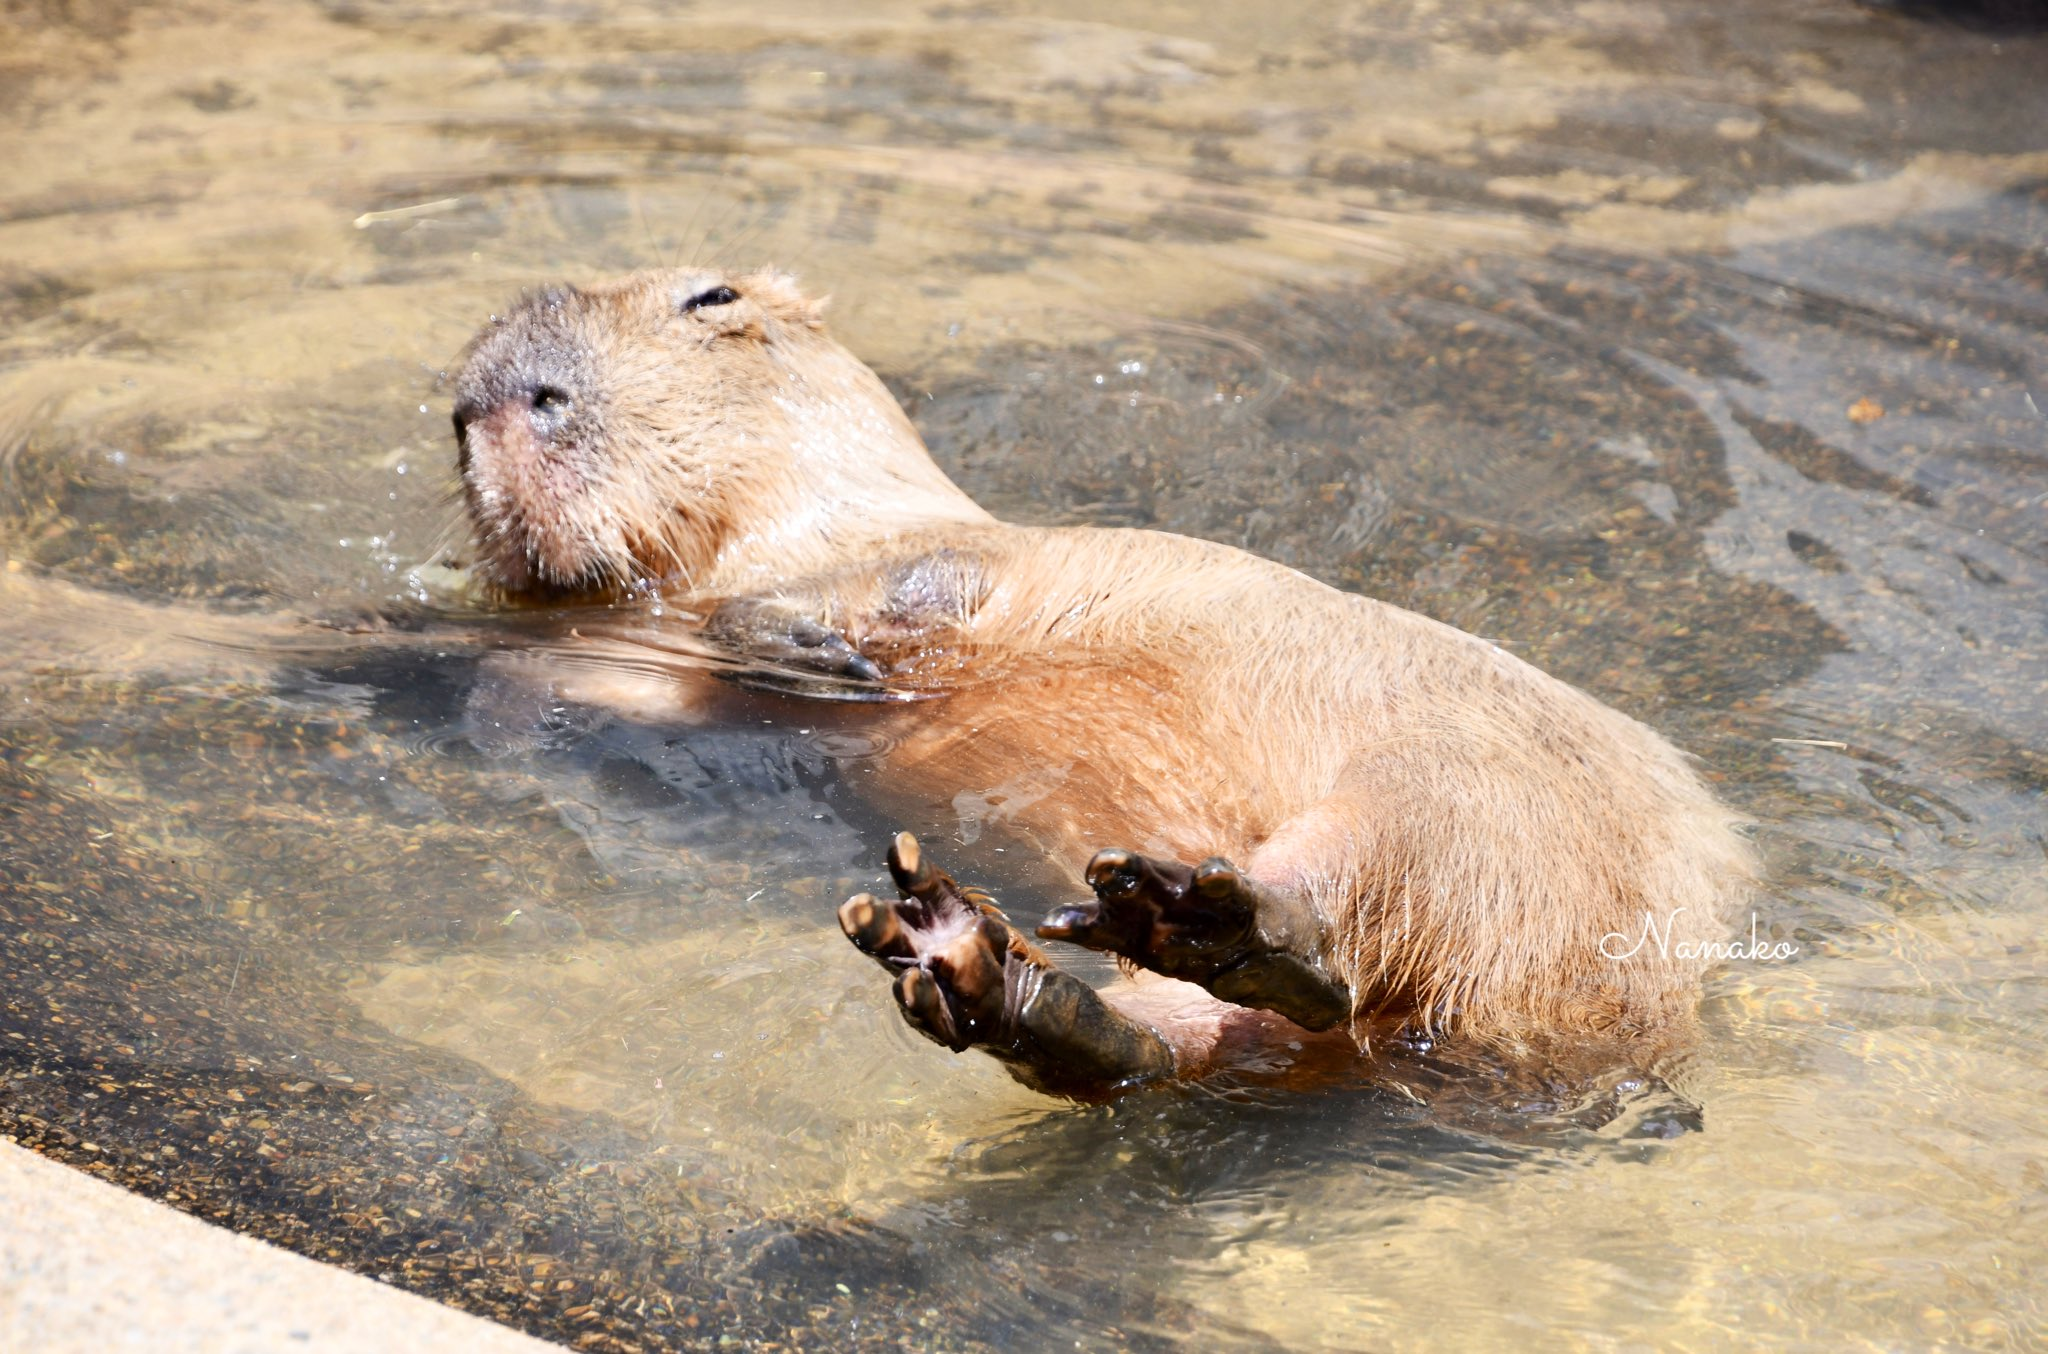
452, 266, 1754, 1057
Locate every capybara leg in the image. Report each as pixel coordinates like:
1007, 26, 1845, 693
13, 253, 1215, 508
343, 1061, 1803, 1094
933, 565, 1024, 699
838, 833, 1178, 1098
701, 596, 883, 681
1037, 850, 1352, 1032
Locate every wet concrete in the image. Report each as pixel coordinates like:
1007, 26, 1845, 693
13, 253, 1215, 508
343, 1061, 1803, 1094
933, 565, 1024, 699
0, 1140, 557, 1353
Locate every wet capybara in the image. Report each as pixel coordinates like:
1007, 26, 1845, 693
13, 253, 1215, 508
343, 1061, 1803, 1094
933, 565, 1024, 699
451, 267, 1754, 1096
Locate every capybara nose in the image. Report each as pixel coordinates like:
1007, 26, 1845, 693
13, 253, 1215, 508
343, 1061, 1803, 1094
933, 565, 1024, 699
526, 382, 574, 431
452, 382, 575, 466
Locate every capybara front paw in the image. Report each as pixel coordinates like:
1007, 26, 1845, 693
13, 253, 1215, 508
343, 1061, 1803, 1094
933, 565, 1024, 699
840, 833, 1176, 1095
703, 597, 883, 682
1040, 848, 1351, 1032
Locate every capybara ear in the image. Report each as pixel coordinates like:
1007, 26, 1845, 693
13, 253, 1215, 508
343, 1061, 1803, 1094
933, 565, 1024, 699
747, 267, 829, 330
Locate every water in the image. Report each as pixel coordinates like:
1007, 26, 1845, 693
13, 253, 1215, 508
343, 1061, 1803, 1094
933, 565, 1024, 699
3, 0, 2045, 1348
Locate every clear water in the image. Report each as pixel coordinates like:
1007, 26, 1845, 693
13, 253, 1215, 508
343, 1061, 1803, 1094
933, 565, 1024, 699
2, 0, 2044, 1348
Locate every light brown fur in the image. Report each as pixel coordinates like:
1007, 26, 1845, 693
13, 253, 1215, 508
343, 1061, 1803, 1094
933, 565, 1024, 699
452, 266, 1753, 1070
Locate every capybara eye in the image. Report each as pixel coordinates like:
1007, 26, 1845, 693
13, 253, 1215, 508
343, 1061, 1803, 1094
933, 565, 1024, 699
531, 384, 572, 415
680, 285, 740, 314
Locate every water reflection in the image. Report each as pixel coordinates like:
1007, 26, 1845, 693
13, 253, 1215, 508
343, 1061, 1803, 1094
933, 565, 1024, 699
2, 0, 2045, 1348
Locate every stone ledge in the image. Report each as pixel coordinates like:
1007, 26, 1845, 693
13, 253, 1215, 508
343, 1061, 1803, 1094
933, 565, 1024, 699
0, 1141, 558, 1354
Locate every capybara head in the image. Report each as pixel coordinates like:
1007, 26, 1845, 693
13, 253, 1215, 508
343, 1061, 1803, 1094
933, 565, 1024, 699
451, 267, 842, 597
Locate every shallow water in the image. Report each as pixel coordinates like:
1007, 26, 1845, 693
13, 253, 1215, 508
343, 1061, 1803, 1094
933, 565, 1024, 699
3, 0, 2046, 1348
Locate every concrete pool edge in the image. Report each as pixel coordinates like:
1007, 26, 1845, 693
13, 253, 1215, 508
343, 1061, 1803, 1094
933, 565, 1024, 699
0, 1141, 559, 1353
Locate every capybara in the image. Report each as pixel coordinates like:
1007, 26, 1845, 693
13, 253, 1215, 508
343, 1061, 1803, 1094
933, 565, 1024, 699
451, 267, 1754, 1097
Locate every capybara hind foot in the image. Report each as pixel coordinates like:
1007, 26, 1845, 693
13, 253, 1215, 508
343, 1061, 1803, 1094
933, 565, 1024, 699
1039, 849, 1353, 1032
839, 833, 1177, 1097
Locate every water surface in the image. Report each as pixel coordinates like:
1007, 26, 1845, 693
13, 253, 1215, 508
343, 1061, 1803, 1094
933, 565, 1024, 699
2, 0, 2045, 1348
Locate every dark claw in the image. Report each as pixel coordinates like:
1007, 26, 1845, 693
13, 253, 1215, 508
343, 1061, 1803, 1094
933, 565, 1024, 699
785, 617, 884, 682
1034, 902, 1093, 939
837, 892, 909, 962
1193, 858, 1244, 899
1083, 846, 1144, 900
1035, 895, 1149, 955
886, 830, 943, 903
895, 968, 955, 1046
704, 598, 883, 682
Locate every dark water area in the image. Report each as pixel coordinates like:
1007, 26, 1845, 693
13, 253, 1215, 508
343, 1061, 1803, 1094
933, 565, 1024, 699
2, 0, 2045, 1348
